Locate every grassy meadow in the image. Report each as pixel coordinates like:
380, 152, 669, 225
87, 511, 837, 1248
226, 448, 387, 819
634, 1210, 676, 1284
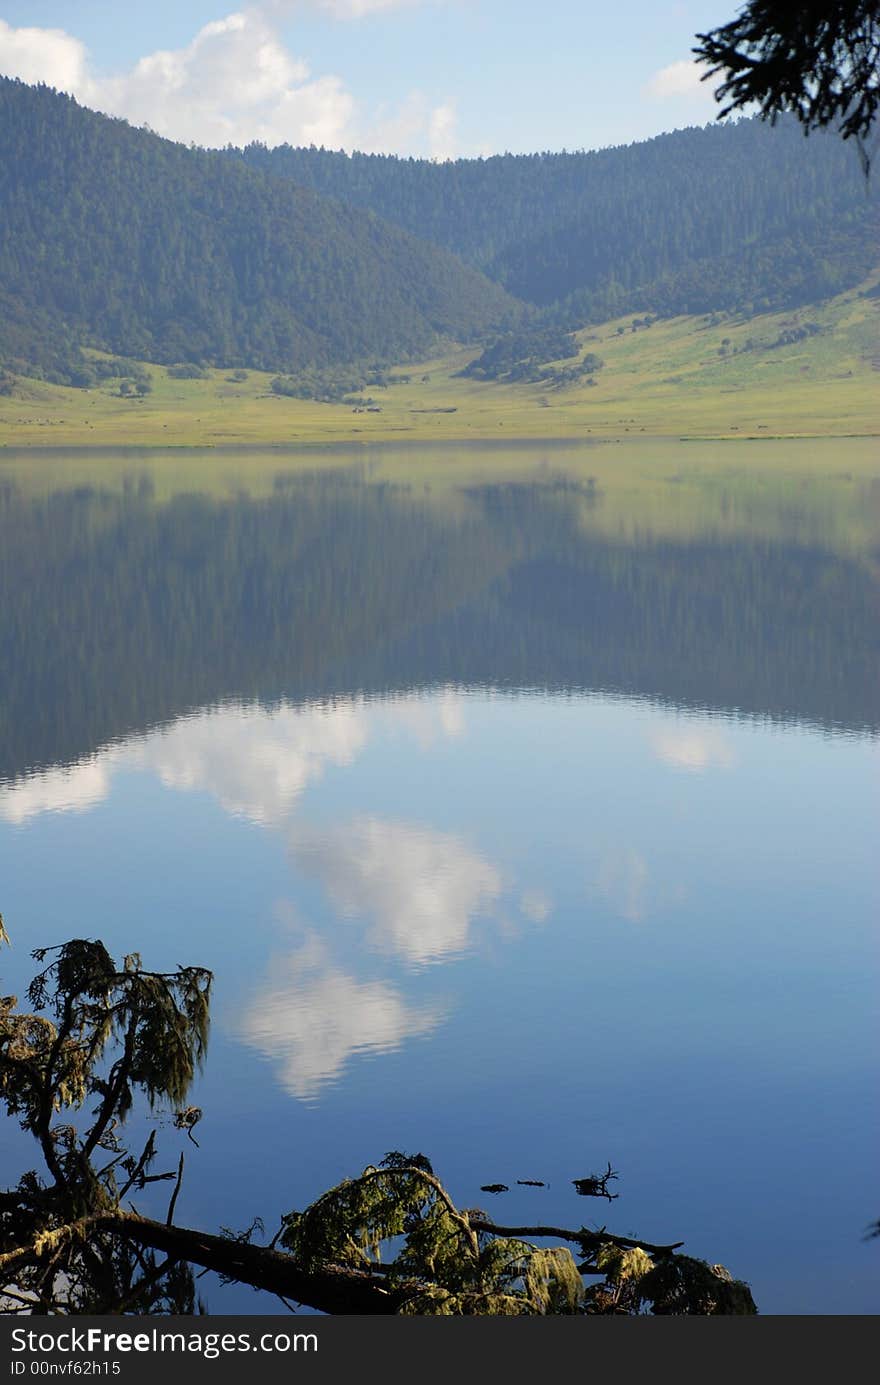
1, 275, 877, 449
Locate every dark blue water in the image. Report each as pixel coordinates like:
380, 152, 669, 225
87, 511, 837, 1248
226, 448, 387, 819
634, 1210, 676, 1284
1, 444, 877, 1313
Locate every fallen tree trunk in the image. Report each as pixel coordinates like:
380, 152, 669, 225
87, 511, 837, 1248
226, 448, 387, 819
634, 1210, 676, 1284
10, 1211, 407, 1315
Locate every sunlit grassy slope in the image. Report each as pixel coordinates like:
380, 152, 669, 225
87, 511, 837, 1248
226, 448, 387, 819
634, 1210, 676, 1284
1, 275, 877, 448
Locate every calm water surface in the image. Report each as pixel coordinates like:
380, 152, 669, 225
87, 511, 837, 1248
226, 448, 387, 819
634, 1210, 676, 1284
1, 440, 877, 1313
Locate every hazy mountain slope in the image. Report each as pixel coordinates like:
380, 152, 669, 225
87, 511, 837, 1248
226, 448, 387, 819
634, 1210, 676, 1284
0, 78, 517, 385
240, 119, 878, 319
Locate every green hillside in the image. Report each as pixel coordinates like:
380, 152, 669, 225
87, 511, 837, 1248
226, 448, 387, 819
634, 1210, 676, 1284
239, 118, 878, 320
0, 78, 516, 387
0, 78, 876, 419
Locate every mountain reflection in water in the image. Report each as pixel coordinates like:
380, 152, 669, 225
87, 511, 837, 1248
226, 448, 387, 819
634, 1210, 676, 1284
1, 447, 877, 785
0, 443, 877, 1314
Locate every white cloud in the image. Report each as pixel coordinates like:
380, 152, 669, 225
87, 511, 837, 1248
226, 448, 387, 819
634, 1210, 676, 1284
0, 11, 457, 154
0, 690, 473, 831
351, 90, 459, 158
240, 936, 444, 1097
90, 11, 353, 150
0, 699, 369, 828
644, 59, 710, 101
0, 759, 111, 825
134, 701, 368, 824
0, 19, 88, 91
650, 723, 736, 773
355, 88, 431, 153
291, 816, 503, 965
0, 10, 352, 150
428, 102, 457, 161
382, 687, 465, 748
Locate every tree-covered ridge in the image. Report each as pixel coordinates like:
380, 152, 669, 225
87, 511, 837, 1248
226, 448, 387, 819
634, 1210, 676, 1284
239, 117, 878, 318
1, 80, 875, 388
0, 79, 516, 385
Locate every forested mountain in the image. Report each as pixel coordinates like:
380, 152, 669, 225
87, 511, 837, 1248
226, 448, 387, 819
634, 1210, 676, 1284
1, 76, 876, 388
238, 119, 878, 320
0, 78, 515, 384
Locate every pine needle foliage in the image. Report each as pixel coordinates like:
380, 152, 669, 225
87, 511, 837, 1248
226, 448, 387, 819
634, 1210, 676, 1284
281, 1153, 603, 1315
0, 935, 212, 1312
637, 1255, 758, 1316
1, 939, 211, 1154
694, 2, 880, 152
277, 1155, 757, 1313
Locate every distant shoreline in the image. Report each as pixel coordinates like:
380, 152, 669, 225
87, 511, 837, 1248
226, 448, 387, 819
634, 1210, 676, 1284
2, 430, 879, 455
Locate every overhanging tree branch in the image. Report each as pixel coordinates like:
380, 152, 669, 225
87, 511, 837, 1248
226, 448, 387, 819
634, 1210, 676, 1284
694, 2, 880, 171
1, 934, 757, 1315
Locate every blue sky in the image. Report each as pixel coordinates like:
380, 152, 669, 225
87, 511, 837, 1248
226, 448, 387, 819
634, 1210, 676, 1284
0, 2, 737, 156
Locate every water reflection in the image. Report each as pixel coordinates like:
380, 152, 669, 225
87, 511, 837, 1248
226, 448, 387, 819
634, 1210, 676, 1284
589, 845, 688, 925
594, 847, 652, 925
239, 935, 445, 1100
0, 447, 877, 1313
0, 694, 462, 828
137, 702, 368, 825
649, 722, 737, 773
0, 693, 523, 1091
1, 451, 877, 788
0, 756, 111, 824
518, 889, 552, 923
291, 817, 503, 967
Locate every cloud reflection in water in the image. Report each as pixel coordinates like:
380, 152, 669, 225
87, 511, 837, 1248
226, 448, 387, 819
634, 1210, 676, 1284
0, 757, 111, 824
291, 816, 503, 967
0, 689, 548, 1097
650, 722, 736, 773
0, 692, 462, 826
239, 936, 446, 1100
140, 701, 368, 824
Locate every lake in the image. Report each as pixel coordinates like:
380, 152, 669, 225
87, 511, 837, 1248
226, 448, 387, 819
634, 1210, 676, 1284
0, 439, 877, 1314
